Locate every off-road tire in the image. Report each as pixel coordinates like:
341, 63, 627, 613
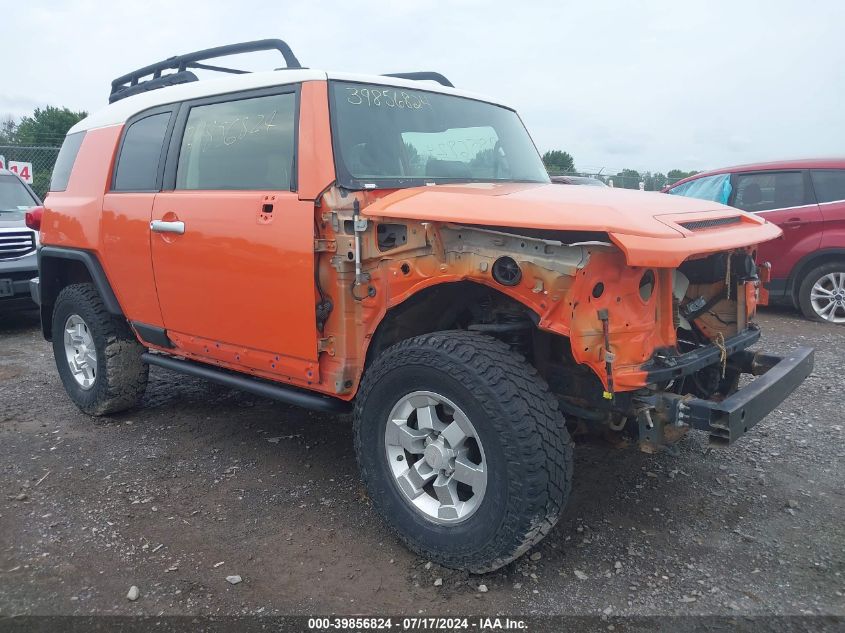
797, 261, 845, 323
52, 283, 149, 415
354, 330, 573, 572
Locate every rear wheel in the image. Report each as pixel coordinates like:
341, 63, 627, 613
52, 284, 149, 415
354, 331, 572, 572
797, 262, 845, 323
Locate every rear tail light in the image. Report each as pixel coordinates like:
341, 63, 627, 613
25, 206, 44, 231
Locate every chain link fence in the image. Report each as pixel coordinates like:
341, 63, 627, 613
0, 144, 61, 201
546, 169, 687, 191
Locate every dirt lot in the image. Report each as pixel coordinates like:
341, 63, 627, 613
0, 307, 843, 618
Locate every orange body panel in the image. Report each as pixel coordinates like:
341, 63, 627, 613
296, 81, 335, 201
101, 191, 163, 325
363, 183, 684, 238
567, 252, 676, 390
362, 182, 782, 266
611, 212, 781, 267
150, 190, 319, 372
41, 126, 121, 249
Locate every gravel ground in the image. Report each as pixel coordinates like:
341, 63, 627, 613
0, 306, 843, 618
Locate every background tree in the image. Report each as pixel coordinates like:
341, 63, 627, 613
542, 150, 575, 173
1, 106, 87, 198
14, 106, 87, 146
615, 168, 642, 189
667, 169, 699, 183
642, 172, 668, 191
0, 115, 17, 145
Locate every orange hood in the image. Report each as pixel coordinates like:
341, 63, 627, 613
363, 182, 782, 267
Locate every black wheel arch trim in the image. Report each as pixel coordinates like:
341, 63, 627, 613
131, 322, 174, 348
39, 246, 123, 314
37, 246, 124, 339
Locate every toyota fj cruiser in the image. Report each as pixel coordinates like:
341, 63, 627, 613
30, 40, 813, 572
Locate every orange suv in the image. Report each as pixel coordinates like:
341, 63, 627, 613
30, 40, 813, 572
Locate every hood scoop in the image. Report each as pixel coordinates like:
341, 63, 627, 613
679, 216, 742, 231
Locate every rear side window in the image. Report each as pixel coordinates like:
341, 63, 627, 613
175, 92, 296, 191
733, 171, 806, 212
667, 173, 731, 204
811, 170, 845, 204
113, 112, 171, 191
50, 131, 86, 192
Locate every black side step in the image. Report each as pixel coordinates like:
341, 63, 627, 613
141, 353, 351, 414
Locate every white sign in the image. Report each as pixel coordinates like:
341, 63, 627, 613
8, 161, 33, 183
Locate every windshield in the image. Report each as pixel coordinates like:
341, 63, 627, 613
0, 175, 38, 217
329, 81, 550, 189
667, 173, 732, 204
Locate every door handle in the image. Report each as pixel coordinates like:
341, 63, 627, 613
150, 220, 185, 235
782, 218, 805, 228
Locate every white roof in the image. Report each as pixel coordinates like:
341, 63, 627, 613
70, 70, 510, 133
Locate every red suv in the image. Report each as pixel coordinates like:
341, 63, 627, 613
665, 159, 845, 323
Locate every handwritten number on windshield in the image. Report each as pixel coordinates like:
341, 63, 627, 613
346, 87, 431, 110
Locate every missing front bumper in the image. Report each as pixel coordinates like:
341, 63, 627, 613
643, 327, 762, 384
677, 347, 814, 445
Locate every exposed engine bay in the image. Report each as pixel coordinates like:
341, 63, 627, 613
315, 188, 813, 452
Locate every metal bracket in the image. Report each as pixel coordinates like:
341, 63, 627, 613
635, 407, 666, 454
314, 239, 337, 253
317, 336, 336, 356
352, 200, 369, 289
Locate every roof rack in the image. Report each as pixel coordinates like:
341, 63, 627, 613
382, 72, 454, 88
109, 39, 302, 103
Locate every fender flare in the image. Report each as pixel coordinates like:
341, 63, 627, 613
37, 246, 124, 339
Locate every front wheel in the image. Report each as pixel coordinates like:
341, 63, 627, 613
354, 331, 572, 572
797, 262, 845, 323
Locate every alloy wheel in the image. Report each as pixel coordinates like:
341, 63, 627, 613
810, 271, 845, 323
63, 314, 98, 389
384, 391, 487, 524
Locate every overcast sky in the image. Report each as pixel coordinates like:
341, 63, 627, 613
1, 0, 842, 174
